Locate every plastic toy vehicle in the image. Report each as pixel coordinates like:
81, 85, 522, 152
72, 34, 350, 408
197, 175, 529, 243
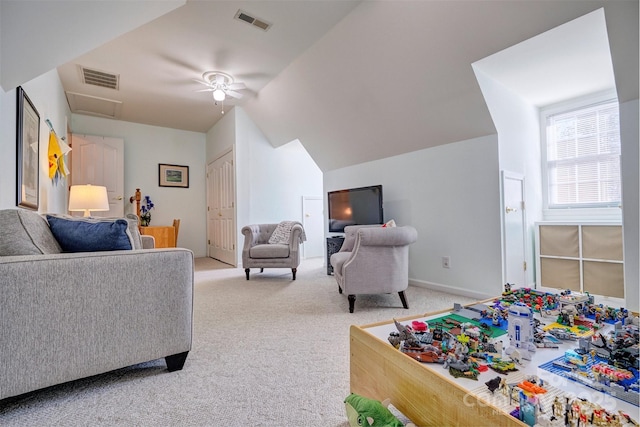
490, 358, 517, 374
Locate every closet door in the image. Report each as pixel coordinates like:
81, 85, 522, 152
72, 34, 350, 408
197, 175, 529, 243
207, 149, 236, 266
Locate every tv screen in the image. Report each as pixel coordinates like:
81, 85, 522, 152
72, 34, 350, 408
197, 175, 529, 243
328, 185, 383, 233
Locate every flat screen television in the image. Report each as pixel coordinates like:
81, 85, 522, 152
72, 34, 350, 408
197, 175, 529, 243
328, 185, 383, 233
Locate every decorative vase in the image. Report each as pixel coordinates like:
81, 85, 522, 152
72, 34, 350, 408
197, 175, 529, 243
141, 213, 151, 227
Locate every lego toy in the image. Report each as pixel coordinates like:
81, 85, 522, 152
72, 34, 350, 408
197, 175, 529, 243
344, 393, 415, 427
489, 358, 518, 374
485, 375, 502, 393
382, 295, 639, 425
505, 302, 536, 361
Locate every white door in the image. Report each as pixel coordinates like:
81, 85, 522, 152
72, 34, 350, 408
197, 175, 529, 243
501, 171, 527, 287
207, 150, 236, 266
302, 196, 323, 258
71, 134, 124, 217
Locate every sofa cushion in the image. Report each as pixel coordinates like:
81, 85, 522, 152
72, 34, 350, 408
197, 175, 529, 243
46, 215, 133, 252
249, 243, 290, 259
125, 214, 143, 249
0, 209, 62, 256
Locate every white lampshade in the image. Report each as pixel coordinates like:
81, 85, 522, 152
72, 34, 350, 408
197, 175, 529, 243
213, 89, 226, 101
68, 184, 110, 217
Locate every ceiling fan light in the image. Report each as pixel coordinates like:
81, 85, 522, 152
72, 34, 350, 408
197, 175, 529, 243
213, 89, 226, 101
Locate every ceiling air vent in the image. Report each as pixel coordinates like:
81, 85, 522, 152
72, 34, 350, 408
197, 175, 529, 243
80, 66, 119, 90
66, 91, 122, 119
234, 9, 271, 31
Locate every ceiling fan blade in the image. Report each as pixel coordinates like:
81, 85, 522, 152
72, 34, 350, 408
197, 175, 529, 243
228, 82, 246, 90
195, 88, 214, 92
226, 90, 244, 99
193, 78, 213, 87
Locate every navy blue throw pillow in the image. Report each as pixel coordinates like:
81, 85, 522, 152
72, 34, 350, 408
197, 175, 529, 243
46, 216, 133, 252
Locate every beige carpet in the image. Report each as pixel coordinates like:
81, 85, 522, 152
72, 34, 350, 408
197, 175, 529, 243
0, 257, 475, 426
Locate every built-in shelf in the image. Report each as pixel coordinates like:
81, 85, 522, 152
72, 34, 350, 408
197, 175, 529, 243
535, 222, 624, 298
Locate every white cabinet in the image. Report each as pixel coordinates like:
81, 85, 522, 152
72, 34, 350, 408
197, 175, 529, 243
535, 222, 624, 297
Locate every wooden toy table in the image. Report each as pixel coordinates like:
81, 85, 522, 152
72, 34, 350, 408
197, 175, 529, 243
349, 303, 637, 427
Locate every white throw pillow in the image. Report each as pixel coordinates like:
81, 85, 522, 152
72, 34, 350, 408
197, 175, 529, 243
269, 221, 297, 244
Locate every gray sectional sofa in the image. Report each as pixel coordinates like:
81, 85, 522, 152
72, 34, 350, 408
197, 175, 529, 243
0, 209, 194, 401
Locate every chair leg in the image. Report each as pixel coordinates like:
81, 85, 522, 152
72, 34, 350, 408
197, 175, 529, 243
399, 291, 409, 309
348, 295, 356, 313
245, 268, 250, 280
260, 268, 264, 273
292, 268, 297, 280
338, 285, 343, 294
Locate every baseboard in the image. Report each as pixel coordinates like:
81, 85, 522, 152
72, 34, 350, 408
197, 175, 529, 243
409, 278, 493, 301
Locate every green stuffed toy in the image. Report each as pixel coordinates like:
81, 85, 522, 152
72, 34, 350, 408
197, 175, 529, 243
344, 393, 415, 427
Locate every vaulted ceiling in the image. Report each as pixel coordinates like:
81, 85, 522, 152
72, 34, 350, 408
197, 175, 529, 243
2, 1, 638, 172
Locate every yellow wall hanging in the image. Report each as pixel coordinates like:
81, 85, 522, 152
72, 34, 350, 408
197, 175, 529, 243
46, 119, 71, 185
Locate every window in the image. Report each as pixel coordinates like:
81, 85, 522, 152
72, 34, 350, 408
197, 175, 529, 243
544, 100, 621, 209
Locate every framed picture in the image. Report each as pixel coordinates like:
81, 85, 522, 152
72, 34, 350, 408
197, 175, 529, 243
16, 86, 40, 210
159, 163, 189, 188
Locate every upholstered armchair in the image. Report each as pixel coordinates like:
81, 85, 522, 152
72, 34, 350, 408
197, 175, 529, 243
241, 222, 305, 280
330, 225, 418, 313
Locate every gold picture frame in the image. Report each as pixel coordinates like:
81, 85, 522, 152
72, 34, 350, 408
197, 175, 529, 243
16, 86, 40, 210
159, 163, 189, 188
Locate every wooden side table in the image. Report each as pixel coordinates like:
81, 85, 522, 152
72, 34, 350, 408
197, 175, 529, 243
140, 226, 176, 248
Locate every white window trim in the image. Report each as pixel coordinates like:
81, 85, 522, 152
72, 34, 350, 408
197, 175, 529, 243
540, 90, 622, 222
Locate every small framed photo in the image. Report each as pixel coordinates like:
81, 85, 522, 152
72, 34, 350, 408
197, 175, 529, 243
16, 86, 40, 210
159, 163, 189, 188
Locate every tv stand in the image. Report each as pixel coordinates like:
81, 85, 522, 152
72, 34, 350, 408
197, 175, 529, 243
326, 236, 345, 275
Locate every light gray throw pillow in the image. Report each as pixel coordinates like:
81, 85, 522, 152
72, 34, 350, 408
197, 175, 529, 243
0, 209, 62, 256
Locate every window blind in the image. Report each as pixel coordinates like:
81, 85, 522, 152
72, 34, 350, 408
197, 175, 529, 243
545, 101, 621, 208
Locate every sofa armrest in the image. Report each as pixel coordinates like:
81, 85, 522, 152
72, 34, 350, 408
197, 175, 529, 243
0, 248, 194, 400
356, 226, 418, 247
142, 235, 155, 249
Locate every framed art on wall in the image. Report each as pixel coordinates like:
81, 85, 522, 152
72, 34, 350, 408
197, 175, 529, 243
159, 163, 189, 188
16, 86, 40, 210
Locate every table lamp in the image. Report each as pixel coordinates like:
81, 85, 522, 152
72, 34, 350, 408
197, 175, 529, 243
68, 184, 110, 217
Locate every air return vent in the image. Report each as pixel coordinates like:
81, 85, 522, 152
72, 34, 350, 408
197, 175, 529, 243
66, 91, 122, 119
80, 66, 119, 90
234, 9, 271, 31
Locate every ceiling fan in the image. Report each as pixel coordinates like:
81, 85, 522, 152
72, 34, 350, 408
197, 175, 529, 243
194, 71, 246, 102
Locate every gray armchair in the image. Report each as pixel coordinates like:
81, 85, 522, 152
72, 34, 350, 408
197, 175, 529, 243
241, 222, 305, 280
330, 225, 418, 313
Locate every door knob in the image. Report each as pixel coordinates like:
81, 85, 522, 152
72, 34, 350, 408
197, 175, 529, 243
506, 206, 517, 213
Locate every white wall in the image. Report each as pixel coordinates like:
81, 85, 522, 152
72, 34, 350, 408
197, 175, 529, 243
71, 115, 207, 256
324, 135, 503, 299
0, 69, 70, 212
620, 99, 639, 312
474, 59, 639, 311
473, 68, 543, 287
475, 69, 639, 310
206, 107, 324, 265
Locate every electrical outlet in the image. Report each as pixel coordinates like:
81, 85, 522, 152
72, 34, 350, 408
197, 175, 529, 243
442, 256, 450, 269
